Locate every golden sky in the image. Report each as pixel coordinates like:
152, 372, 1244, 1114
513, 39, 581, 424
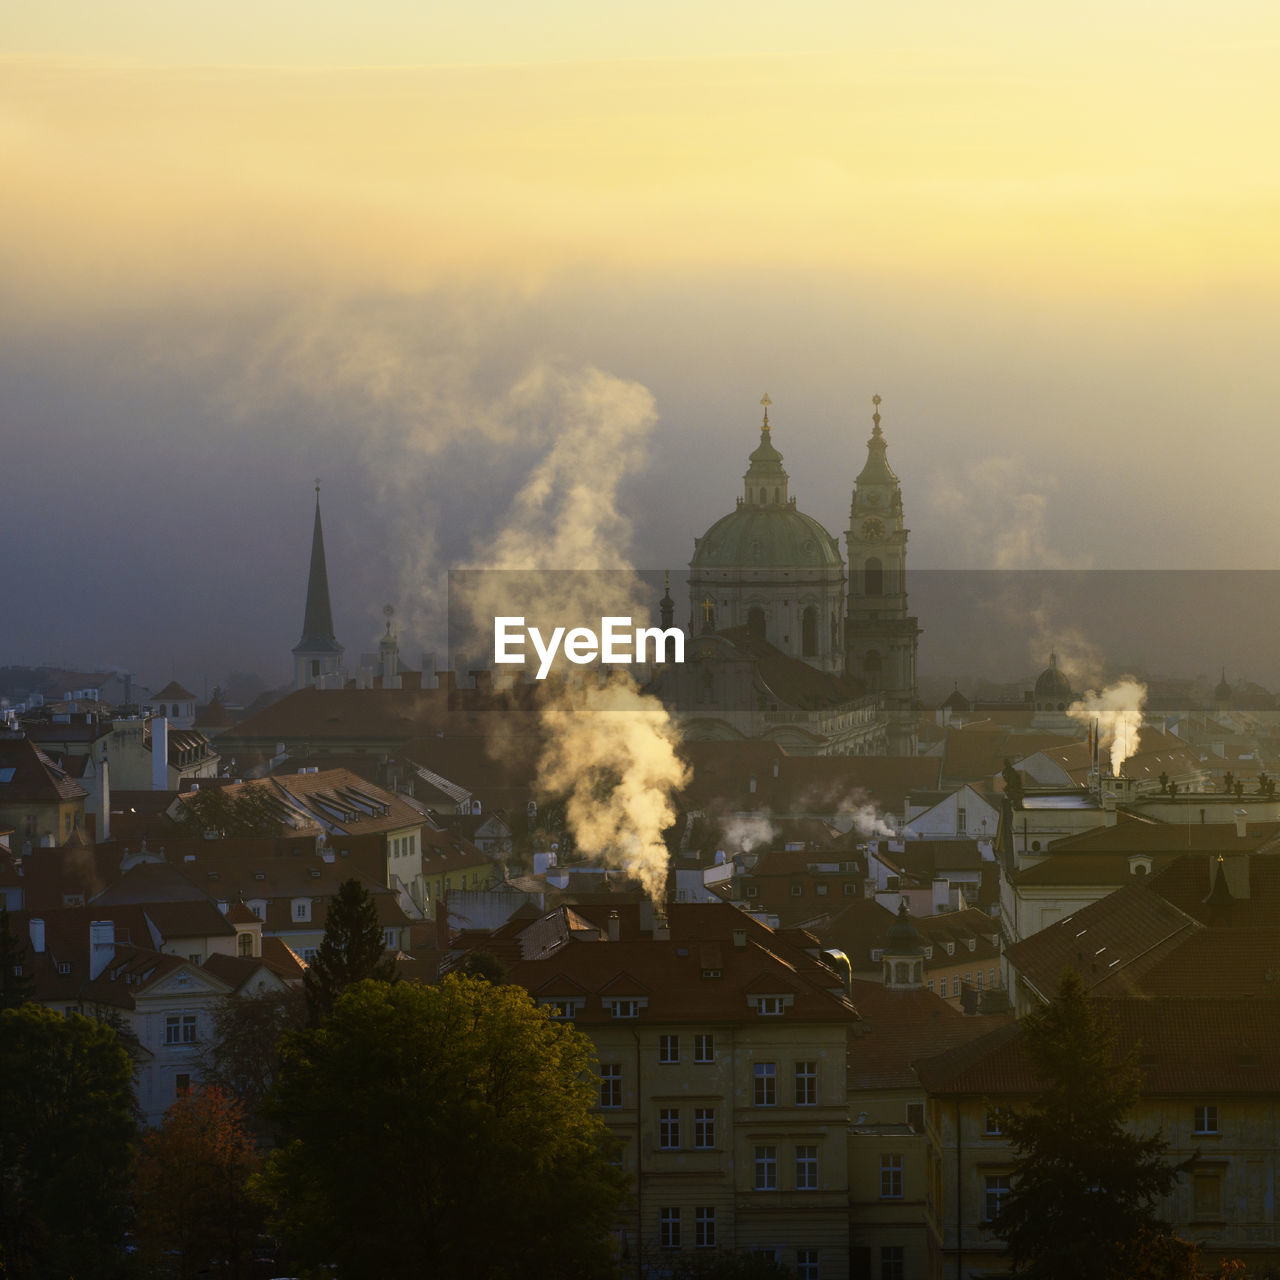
5, 2, 1279, 310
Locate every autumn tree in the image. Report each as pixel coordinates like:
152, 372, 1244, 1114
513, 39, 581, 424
262, 975, 628, 1279
303, 877, 397, 1024
0, 1004, 137, 1279
201, 986, 307, 1136
135, 1086, 263, 1279
992, 971, 1188, 1279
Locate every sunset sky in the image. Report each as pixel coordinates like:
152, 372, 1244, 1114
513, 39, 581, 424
4, 2, 1279, 687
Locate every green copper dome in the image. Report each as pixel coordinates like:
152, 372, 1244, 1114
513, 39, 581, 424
691, 504, 843, 570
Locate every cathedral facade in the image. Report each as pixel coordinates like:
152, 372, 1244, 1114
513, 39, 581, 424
685, 395, 920, 755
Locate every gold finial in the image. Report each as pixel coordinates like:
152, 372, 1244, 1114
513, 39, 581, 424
315, 477, 321, 497
664, 570, 671, 591
760, 392, 772, 430
383, 603, 395, 636
871, 394, 882, 431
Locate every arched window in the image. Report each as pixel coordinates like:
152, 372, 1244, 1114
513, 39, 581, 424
801, 606, 817, 656
238, 932, 253, 957
865, 557, 883, 596
747, 607, 766, 639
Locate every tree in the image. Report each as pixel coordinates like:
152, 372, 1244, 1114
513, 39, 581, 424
0, 903, 34, 1009
457, 949, 507, 984
262, 975, 628, 1279
0, 1004, 137, 1279
135, 1086, 263, 1279
303, 877, 398, 1024
991, 971, 1188, 1280
201, 986, 307, 1136
176, 783, 285, 837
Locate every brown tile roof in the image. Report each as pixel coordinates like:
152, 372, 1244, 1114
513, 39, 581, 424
0, 737, 89, 803
846, 979, 1013, 1090
1004, 882, 1201, 1000
1014, 853, 1179, 887
943, 728, 1078, 785
223, 901, 260, 925
1147, 852, 1280, 928
261, 935, 307, 980
206, 769, 428, 837
1049, 821, 1280, 856
201, 952, 277, 992
153, 681, 197, 702
917, 999, 1280, 1096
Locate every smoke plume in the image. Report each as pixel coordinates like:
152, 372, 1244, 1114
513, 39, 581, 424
720, 814, 776, 856
1068, 678, 1147, 775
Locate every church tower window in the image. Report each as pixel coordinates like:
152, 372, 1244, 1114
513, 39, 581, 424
864, 557, 883, 597
802, 607, 817, 657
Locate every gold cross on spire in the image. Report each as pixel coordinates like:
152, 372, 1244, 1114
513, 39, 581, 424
702, 595, 715, 622
760, 392, 772, 430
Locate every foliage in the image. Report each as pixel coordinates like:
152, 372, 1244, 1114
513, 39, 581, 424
134, 1087, 263, 1280
303, 877, 398, 1024
0, 1004, 137, 1279
175, 784, 285, 837
0, 903, 34, 1010
457, 949, 507, 984
992, 971, 1187, 1280
261, 975, 628, 1279
201, 987, 307, 1135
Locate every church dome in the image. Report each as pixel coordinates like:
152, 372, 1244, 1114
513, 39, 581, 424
1034, 653, 1073, 700
691, 504, 842, 571
885, 900, 924, 955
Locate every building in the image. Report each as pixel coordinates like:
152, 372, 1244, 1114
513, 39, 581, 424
0, 734, 89, 849
461, 900, 858, 1276
292, 485, 345, 690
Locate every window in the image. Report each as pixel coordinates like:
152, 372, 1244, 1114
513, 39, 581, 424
694, 1033, 714, 1063
984, 1174, 1011, 1222
659, 1208, 681, 1249
957, 806, 967, 834
951, 976, 960, 997
880, 1245, 905, 1280
383, 928, 396, 949
694, 1107, 715, 1149
754, 1062, 777, 1106
237, 933, 253, 957
600, 1063, 622, 1108
880, 1154, 903, 1199
182, 1014, 197, 1043
790, 883, 803, 897
659, 1034, 680, 1063
165, 1015, 181, 1045
976, 970, 985, 989
302, 946, 317, 963
989, 967, 996, 986
754, 1145, 778, 1190
56, 961, 71, 975
548, 1000, 574, 1019
612, 999, 639, 1019
843, 882, 859, 896
795, 1061, 817, 1105
816, 883, 828, 897
795, 1144, 818, 1190
175, 1073, 190, 1097
695, 1207, 716, 1248
1194, 1104, 1219, 1135
1193, 1173, 1222, 1219
758, 996, 784, 1016
984, 1108, 1004, 1135
797, 1249, 819, 1280
295, 902, 307, 919
659, 1108, 680, 1149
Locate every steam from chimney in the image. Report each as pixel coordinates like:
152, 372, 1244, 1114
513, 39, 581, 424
1069, 678, 1147, 775
720, 814, 775, 855
465, 364, 688, 906
836, 792, 897, 839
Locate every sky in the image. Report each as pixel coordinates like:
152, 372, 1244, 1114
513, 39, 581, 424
3, 2, 1279, 691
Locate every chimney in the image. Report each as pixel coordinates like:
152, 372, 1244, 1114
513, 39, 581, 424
732, 928, 747, 949
90, 920, 115, 980
608, 910, 620, 943
1102, 791, 1117, 827
653, 910, 670, 942
29, 917, 45, 953
151, 716, 169, 791
1235, 809, 1248, 839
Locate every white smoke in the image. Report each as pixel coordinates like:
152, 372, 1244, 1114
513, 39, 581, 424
720, 814, 776, 855
1068, 678, 1147, 775
833, 792, 897, 839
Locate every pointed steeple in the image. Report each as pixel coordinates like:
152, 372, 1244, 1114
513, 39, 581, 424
855, 393, 900, 486
296, 485, 341, 653
292, 485, 344, 689
743, 392, 789, 506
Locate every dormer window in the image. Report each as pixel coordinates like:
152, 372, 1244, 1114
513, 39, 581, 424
759, 997, 784, 1016
945, 942, 955, 956
967, 938, 976, 952
611, 999, 640, 1019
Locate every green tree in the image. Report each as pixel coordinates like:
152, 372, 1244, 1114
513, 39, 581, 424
134, 1086, 263, 1280
261, 975, 628, 1279
0, 903, 34, 1009
992, 971, 1188, 1280
201, 987, 307, 1136
457, 949, 507, 984
303, 877, 398, 1024
0, 1004, 137, 1279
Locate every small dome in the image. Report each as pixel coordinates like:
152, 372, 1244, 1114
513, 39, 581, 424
1034, 653, 1073, 699
885, 901, 924, 955
691, 505, 842, 571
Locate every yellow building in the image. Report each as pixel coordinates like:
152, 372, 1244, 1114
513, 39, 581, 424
0, 736, 88, 849
495, 901, 857, 1278
916, 998, 1280, 1279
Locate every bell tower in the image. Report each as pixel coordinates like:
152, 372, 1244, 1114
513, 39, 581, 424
292, 482, 345, 689
845, 396, 920, 754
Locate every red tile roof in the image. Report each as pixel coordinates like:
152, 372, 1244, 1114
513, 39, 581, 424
0, 737, 89, 803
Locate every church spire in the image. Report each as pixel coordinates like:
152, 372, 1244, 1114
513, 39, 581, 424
293, 483, 344, 687
855, 393, 900, 487
744, 393, 789, 506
